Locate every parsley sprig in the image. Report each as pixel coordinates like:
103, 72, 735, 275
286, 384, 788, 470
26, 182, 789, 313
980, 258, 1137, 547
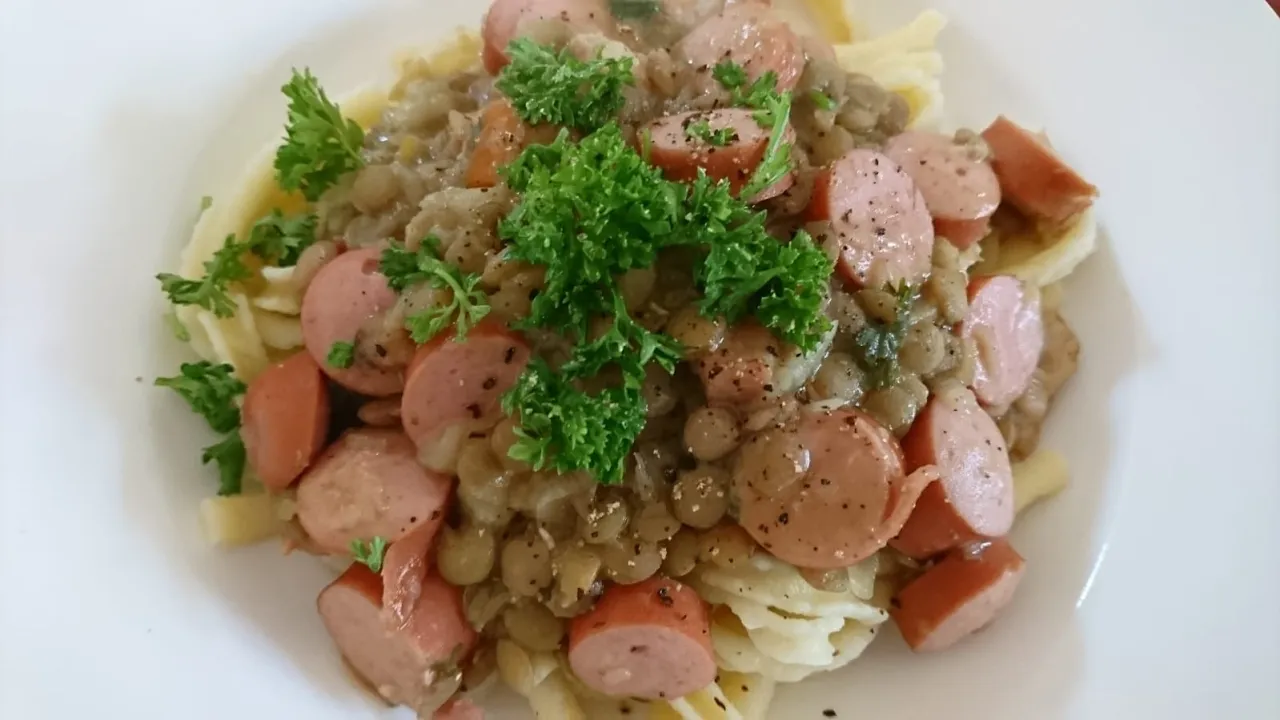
713, 60, 794, 199
244, 210, 318, 267
685, 118, 737, 147
275, 69, 365, 201
854, 283, 919, 389
156, 237, 251, 318
155, 362, 247, 496
350, 537, 389, 572
495, 39, 636, 133
380, 240, 491, 343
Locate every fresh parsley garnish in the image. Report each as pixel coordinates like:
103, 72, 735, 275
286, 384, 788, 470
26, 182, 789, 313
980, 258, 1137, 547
810, 90, 837, 111
199, 195, 214, 213
497, 122, 831, 484
351, 536, 389, 572
165, 310, 191, 342
202, 433, 247, 496
495, 39, 635, 133
155, 362, 248, 496
711, 60, 794, 199
501, 125, 684, 339
609, 0, 660, 20
380, 240, 490, 343
685, 118, 737, 147
502, 359, 648, 485
244, 210, 317, 267
854, 283, 919, 389
327, 341, 355, 369
156, 235, 251, 318
155, 362, 246, 434
275, 68, 365, 201
690, 174, 833, 349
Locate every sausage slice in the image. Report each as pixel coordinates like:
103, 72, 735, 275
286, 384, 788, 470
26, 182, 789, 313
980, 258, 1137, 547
932, 217, 991, 250
890, 538, 1026, 652
295, 429, 453, 555
807, 149, 935, 290
568, 577, 716, 700
961, 275, 1045, 409
382, 519, 448, 631
301, 247, 406, 397
884, 131, 1001, 221
481, 0, 614, 75
892, 388, 1015, 558
645, 108, 795, 201
981, 115, 1098, 223
675, 3, 805, 92
735, 409, 936, 569
318, 563, 477, 711
694, 323, 780, 408
241, 351, 330, 491
400, 321, 531, 452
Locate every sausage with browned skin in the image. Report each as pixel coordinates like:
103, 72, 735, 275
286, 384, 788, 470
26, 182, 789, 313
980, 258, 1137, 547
241, 351, 330, 491
891, 538, 1026, 652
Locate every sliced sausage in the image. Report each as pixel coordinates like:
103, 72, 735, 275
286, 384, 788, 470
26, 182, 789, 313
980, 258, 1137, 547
961, 275, 1045, 409
401, 321, 531, 452
694, 323, 779, 408
890, 538, 1026, 652
568, 576, 716, 700
382, 519, 448, 630
981, 115, 1098, 224
481, 0, 614, 75
301, 247, 406, 397
466, 99, 560, 189
807, 149, 935, 290
295, 429, 453, 555
932, 217, 990, 250
241, 351, 330, 491
644, 108, 795, 201
675, 3, 805, 92
884, 131, 1001, 221
892, 388, 1015, 559
318, 563, 477, 712
735, 409, 937, 569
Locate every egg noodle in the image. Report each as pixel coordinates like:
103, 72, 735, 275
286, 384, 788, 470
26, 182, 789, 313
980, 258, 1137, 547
175, 2, 1093, 718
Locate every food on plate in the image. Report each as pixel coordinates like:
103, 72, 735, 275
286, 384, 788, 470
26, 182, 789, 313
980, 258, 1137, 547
153, 0, 1098, 716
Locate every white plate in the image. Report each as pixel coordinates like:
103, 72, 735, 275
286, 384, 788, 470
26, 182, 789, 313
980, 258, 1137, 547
1, 0, 1277, 718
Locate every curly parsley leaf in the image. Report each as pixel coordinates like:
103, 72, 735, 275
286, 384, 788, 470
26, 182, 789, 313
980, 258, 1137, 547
156, 236, 251, 318
275, 68, 365, 201
245, 210, 317, 267
496, 39, 635, 133
350, 536, 389, 573
610, 0, 660, 20
689, 176, 833, 350
685, 118, 737, 147
155, 362, 246, 434
712, 60, 794, 200
327, 341, 355, 369
202, 432, 247, 496
501, 125, 683, 339
380, 240, 490, 343
854, 283, 918, 389
502, 359, 647, 485
560, 291, 682, 384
